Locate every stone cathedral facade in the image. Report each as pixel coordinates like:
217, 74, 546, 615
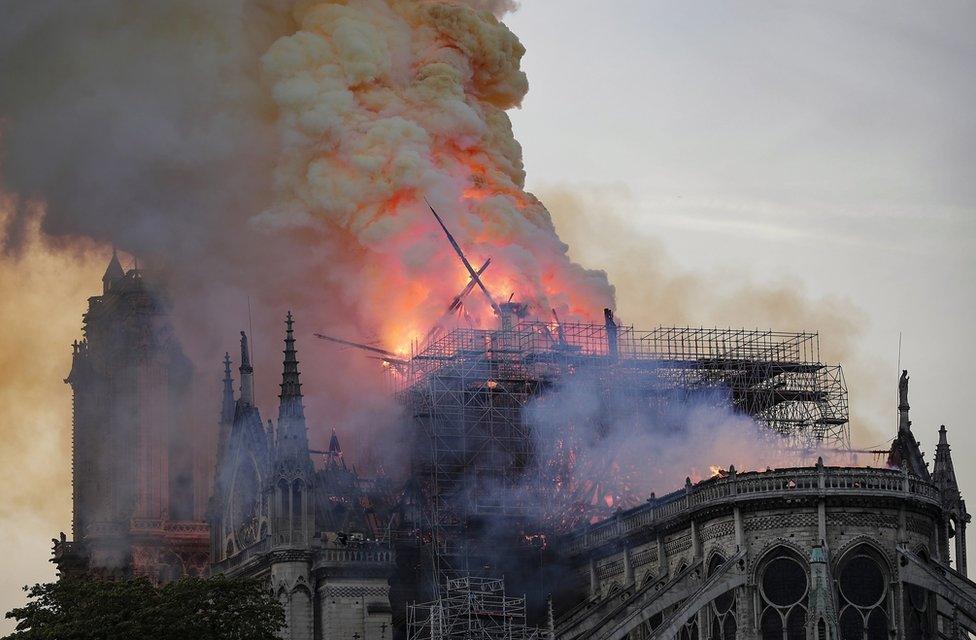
209, 313, 396, 640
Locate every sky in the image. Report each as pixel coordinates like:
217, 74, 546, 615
504, 1, 975, 450
1, 1, 974, 631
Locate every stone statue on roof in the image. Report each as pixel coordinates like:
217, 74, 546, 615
899, 369, 910, 409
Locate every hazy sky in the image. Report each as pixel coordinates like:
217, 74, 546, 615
504, 0, 975, 566
1, 1, 974, 631
506, 2, 975, 447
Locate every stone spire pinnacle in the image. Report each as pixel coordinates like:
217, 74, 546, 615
102, 247, 125, 294
933, 424, 970, 576
933, 425, 959, 494
216, 353, 236, 468
278, 310, 304, 419
276, 312, 310, 461
239, 331, 254, 406
325, 427, 346, 471
220, 352, 235, 425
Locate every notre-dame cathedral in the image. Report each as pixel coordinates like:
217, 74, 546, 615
55, 253, 976, 640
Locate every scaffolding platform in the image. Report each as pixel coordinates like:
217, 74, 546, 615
393, 307, 850, 584
407, 576, 548, 640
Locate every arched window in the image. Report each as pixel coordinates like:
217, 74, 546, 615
275, 479, 289, 544
632, 611, 664, 640
228, 459, 260, 548
835, 545, 889, 640
902, 545, 933, 640
903, 582, 932, 640
291, 480, 304, 543
759, 548, 808, 640
709, 554, 737, 640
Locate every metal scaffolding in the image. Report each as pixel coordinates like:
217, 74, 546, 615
407, 576, 548, 640
393, 306, 850, 584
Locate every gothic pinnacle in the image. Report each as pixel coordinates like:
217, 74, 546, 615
278, 311, 304, 420
220, 352, 235, 424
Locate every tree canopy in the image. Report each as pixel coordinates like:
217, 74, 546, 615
4, 575, 285, 640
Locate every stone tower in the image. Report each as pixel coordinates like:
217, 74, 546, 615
55, 251, 209, 580
270, 311, 316, 640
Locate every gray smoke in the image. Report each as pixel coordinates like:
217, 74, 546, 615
0, 0, 288, 256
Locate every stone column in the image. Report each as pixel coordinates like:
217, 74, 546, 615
623, 546, 634, 585
734, 507, 745, 550
691, 520, 702, 559
955, 518, 968, 577
817, 501, 827, 546
658, 536, 669, 577
697, 606, 708, 640
589, 557, 599, 597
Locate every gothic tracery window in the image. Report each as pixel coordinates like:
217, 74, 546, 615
291, 479, 305, 543
632, 611, 663, 640
228, 457, 260, 548
903, 548, 934, 640
759, 549, 808, 640
836, 546, 889, 640
708, 554, 737, 640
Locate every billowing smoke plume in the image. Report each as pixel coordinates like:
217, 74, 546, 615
258, 0, 613, 350
0, 1, 613, 461
540, 187, 884, 448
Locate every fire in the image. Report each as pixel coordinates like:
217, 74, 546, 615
259, 0, 615, 355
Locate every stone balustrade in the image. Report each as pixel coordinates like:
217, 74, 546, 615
565, 464, 942, 556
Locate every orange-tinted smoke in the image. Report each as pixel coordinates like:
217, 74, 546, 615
258, 1, 615, 352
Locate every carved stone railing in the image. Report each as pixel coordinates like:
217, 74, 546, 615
85, 521, 130, 537
86, 518, 210, 538
212, 536, 271, 574
314, 545, 395, 568
566, 464, 942, 556
163, 521, 210, 536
